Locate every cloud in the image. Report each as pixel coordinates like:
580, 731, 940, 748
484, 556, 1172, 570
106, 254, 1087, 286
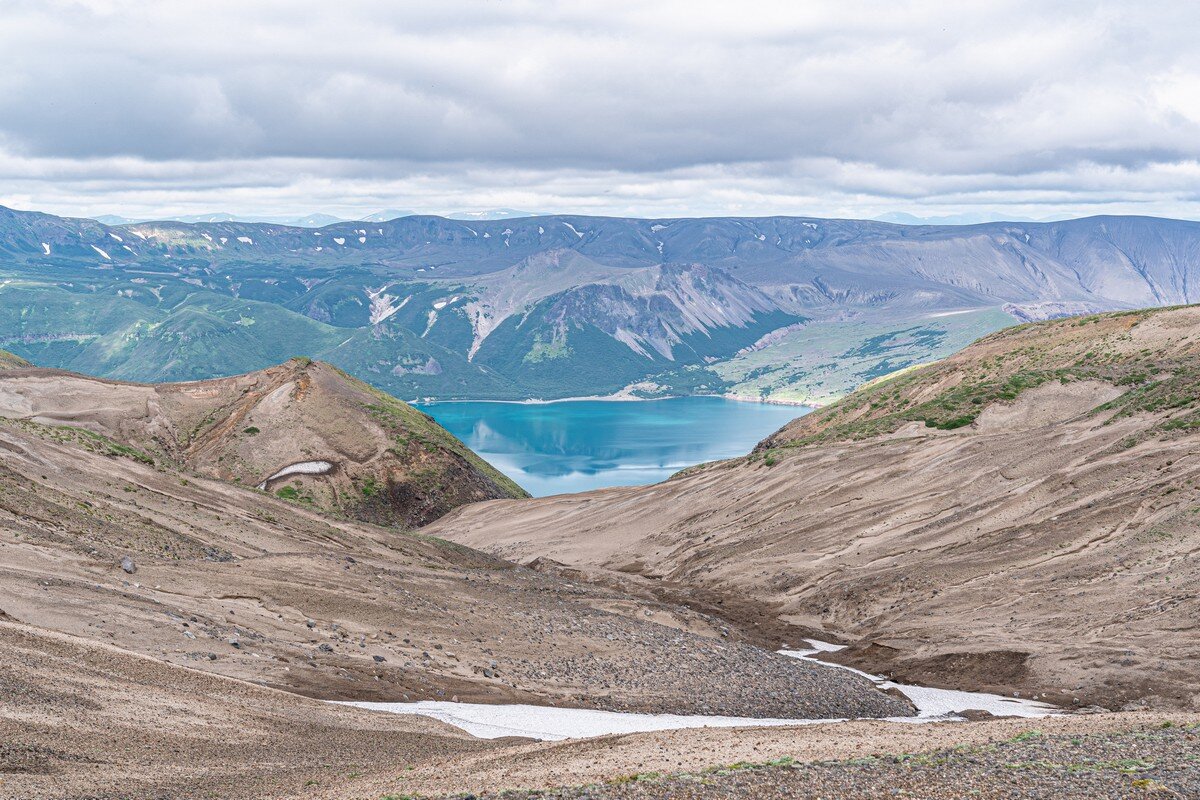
1, 0, 1199, 219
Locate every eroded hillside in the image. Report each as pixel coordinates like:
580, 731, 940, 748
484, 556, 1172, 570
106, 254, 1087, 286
0, 356, 910, 728
0, 357, 526, 527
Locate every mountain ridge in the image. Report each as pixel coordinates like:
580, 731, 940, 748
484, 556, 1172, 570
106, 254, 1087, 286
6, 204, 1200, 402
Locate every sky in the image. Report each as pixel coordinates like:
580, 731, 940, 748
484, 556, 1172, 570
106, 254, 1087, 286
3, 0, 1200, 221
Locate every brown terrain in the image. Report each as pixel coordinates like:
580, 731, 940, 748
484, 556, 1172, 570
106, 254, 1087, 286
428, 306, 1200, 713
0, 357, 526, 528
0, 356, 924, 799
6, 616, 1195, 798
4, 309, 1200, 799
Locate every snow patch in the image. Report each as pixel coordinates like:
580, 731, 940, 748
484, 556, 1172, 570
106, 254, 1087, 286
344, 701, 848, 742
779, 642, 1057, 720
256, 460, 334, 490
40, 243, 50, 255
563, 221, 585, 238
366, 285, 410, 325
237, 236, 253, 244
108, 232, 123, 242
333, 237, 345, 245
91, 245, 111, 260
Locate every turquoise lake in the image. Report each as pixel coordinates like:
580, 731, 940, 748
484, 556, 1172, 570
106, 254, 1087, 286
421, 397, 811, 497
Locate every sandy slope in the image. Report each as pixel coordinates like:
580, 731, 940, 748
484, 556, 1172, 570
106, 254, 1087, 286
0, 403, 912, 722
426, 307, 1200, 712
0, 620, 499, 800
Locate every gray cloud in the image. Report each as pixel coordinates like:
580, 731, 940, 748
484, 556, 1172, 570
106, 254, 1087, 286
2, 0, 1200, 219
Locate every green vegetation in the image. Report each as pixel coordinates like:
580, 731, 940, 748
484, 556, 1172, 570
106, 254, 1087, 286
770, 306, 1200, 450
707, 308, 1015, 405
342, 363, 526, 499
522, 333, 572, 363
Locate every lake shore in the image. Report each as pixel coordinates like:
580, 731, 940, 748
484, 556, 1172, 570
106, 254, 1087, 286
419, 396, 811, 496
415, 391, 821, 408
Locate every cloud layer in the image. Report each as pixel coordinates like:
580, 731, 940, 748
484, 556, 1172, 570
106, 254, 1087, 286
3, 0, 1200, 220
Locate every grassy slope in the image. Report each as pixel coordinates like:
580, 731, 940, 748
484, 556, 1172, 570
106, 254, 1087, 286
327, 362, 529, 500
762, 305, 1200, 451
710, 307, 1016, 404
0, 349, 29, 369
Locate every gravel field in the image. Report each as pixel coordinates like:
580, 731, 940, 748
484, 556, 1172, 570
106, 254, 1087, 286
436, 724, 1199, 799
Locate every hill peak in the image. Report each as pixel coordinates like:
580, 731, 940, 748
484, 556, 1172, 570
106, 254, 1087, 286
0, 356, 526, 526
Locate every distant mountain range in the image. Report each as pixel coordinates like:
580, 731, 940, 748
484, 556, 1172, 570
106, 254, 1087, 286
2, 205, 1200, 401
92, 208, 542, 228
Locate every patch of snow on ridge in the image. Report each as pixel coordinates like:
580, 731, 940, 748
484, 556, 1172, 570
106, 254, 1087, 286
40, 243, 50, 255
563, 221, 585, 238
257, 460, 334, 490
779, 641, 1057, 720
91, 245, 111, 260
237, 236, 253, 244
367, 285, 409, 325
333, 237, 345, 245
109, 232, 123, 242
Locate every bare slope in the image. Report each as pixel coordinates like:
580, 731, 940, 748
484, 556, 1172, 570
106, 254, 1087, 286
4, 618, 1192, 800
0, 372, 909, 722
0, 620, 498, 800
0, 356, 526, 527
426, 305, 1200, 712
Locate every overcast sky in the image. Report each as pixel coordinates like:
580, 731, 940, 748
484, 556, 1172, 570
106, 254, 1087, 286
3, 0, 1200, 221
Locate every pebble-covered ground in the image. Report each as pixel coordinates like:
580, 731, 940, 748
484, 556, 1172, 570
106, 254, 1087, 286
440, 724, 1200, 799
